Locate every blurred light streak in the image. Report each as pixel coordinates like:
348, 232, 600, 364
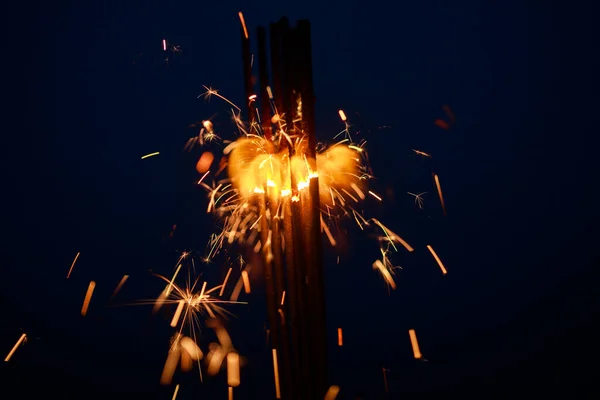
66, 251, 80, 279
227, 352, 241, 387
171, 384, 180, 400
4, 333, 26, 362
426, 245, 448, 275
324, 385, 341, 400
110, 274, 129, 300
81, 281, 96, 316
433, 173, 447, 215
272, 348, 281, 399
141, 152, 160, 159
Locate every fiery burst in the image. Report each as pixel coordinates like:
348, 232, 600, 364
191, 85, 413, 290
153, 272, 242, 328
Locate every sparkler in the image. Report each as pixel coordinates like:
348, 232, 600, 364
193, 90, 411, 293
8, 12, 455, 399
129, 14, 453, 398
0, 9, 462, 400
184, 15, 448, 398
66, 251, 80, 279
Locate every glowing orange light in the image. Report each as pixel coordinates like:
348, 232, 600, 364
409, 329, 422, 359
81, 281, 95, 316
238, 12, 248, 39
196, 151, 214, 174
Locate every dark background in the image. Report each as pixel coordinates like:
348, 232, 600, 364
2, 1, 598, 398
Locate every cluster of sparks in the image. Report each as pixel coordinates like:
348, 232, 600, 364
142, 250, 251, 393
4, 12, 456, 400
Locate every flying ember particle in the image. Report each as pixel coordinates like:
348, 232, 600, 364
81, 281, 96, 316
196, 152, 214, 174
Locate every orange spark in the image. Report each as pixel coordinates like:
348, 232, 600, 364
81, 281, 96, 316
197, 170, 210, 185
325, 385, 341, 400
110, 275, 129, 299
227, 352, 241, 387
66, 251, 80, 279
434, 119, 450, 130
338, 110, 347, 122
161, 344, 180, 385
230, 274, 244, 302
238, 12, 248, 39
433, 174, 447, 216
202, 120, 213, 132
219, 267, 233, 296
321, 213, 337, 247
171, 384, 180, 400
412, 149, 432, 158
141, 152, 160, 159
170, 300, 185, 327
337, 328, 343, 346
167, 264, 183, 295
180, 336, 203, 360
207, 345, 226, 376
372, 219, 413, 252
426, 245, 447, 275
373, 260, 396, 290
180, 347, 193, 371
272, 349, 281, 399
368, 191, 382, 201
408, 329, 422, 359
4, 333, 26, 362
196, 152, 214, 173
241, 270, 251, 294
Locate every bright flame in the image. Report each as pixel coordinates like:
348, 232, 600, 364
227, 136, 365, 209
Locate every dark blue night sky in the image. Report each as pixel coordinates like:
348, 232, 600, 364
3, 1, 598, 398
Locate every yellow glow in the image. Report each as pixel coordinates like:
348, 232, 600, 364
227, 137, 364, 209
